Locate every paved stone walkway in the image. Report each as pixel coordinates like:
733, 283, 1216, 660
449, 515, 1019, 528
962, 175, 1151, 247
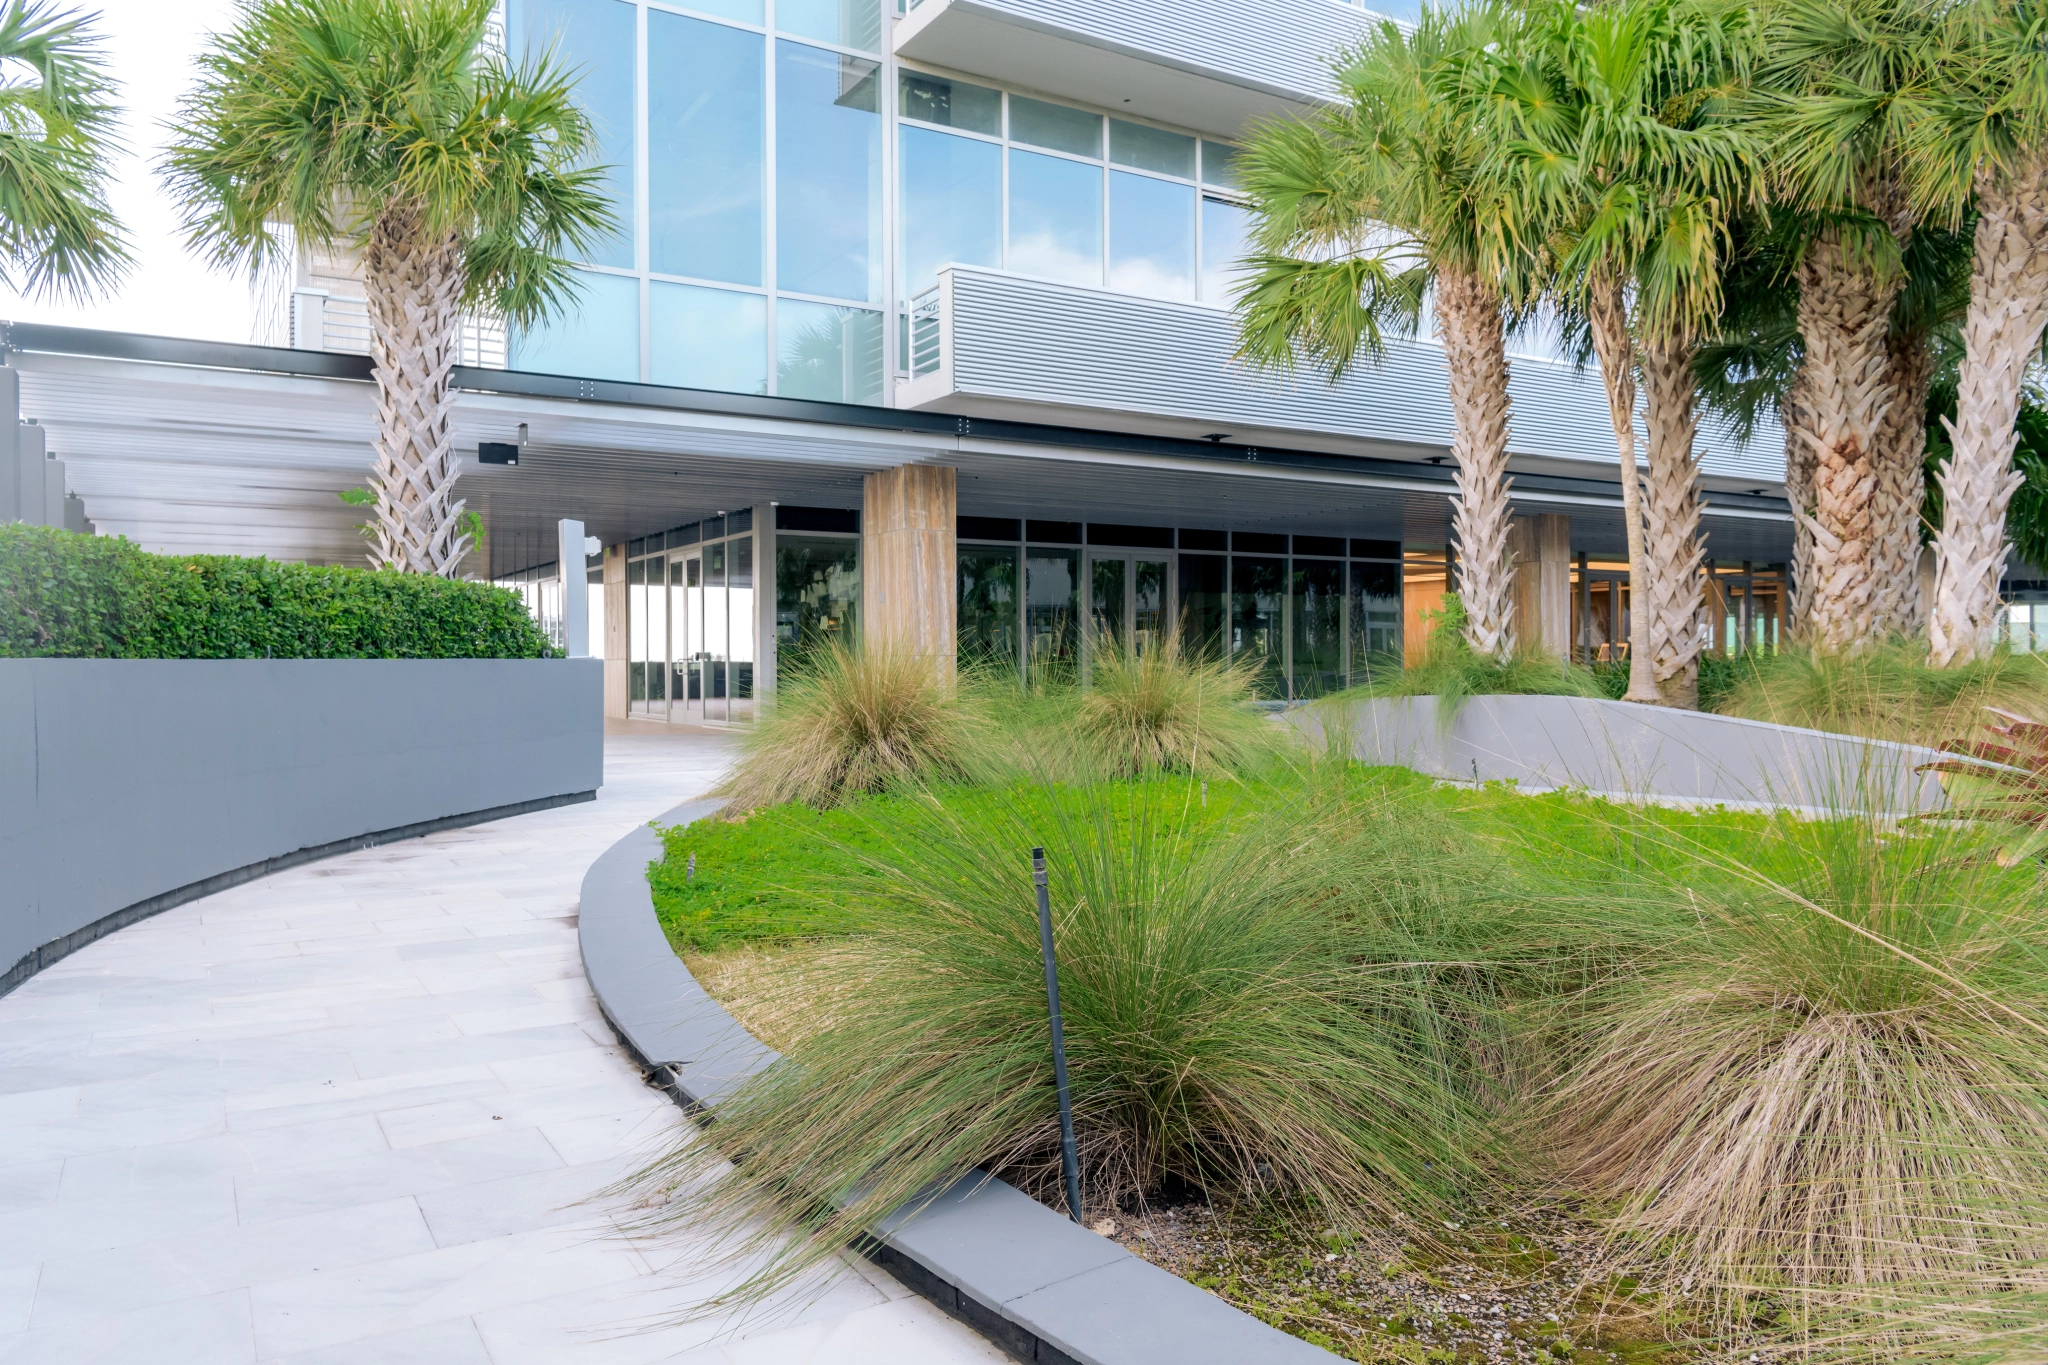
0, 725, 1005, 1365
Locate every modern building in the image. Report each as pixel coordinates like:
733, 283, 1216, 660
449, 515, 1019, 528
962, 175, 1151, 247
3, 0, 1807, 718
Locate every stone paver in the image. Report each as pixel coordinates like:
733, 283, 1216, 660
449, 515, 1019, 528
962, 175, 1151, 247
0, 725, 1005, 1365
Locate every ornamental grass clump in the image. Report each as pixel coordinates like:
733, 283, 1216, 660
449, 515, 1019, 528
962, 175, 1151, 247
1352, 595, 1601, 711
624, 774, 1516, 1314
1712, 640, 2048, 748
716, 642, 985, 812
1536, 814, 2048, 1342
1068, 629, 1287, 778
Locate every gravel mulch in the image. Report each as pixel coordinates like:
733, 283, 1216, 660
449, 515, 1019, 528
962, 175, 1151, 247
1085, 1198, 1702, 1365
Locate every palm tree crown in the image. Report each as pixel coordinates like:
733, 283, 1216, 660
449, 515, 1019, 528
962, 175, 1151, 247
163, 0, 615, 576
0, 0, 127, 301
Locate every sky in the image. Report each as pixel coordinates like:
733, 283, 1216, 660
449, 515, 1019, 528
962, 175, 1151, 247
0, 1, 264, 345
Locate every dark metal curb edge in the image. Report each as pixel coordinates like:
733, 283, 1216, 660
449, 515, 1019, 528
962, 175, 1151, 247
1, 789, 597, 1000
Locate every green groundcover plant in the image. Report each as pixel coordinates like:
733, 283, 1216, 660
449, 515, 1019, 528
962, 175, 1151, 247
0, 523, 556, 658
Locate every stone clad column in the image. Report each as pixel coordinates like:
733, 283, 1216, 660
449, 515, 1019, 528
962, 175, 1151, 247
602, 542, 628, 719
861, 465, 957, 676
1510, 514, 1573, 661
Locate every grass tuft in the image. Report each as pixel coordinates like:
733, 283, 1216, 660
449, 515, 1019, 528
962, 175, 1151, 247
714, 642, 984, 812
1534, 813, 2048, 1340
1067, 630, 1289, 778
624, 773, 1519, 1315
1711, 640, 2048, 748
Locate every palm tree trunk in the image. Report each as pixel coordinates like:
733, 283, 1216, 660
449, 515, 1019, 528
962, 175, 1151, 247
1641, 335, 1705, 708
1586, 276, 1660, 703
1928, 158, 2048, 666
1436, 264, 1516, 661
364, 201, 472, 576
1782, 364, 1816, 642
1871, 328, 1934, 637
1795, 226, 1904, 651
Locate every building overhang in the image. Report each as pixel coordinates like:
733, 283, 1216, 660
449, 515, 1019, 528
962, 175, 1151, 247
2, 321, 1792, 576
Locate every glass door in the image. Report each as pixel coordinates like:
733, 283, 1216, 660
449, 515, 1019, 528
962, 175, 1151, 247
1085, 553, 1171, 675
667, 558, 689, 718
704, 542, 729, 722
644, 554, 668, 717
683, 555, 704, 717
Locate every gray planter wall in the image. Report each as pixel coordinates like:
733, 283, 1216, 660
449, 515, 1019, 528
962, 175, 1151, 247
1301, 695, 1947, 816
2, 658, 603, 991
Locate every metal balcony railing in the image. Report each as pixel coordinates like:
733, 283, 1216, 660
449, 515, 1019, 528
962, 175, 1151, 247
909, 286, 944, 378
290, 287, 509, 368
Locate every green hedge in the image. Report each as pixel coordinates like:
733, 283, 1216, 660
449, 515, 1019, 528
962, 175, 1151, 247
1, 524, 559, 659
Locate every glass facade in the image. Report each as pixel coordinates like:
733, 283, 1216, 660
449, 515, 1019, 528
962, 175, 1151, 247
776, 534, 861, 669
507, 4, 1249, 397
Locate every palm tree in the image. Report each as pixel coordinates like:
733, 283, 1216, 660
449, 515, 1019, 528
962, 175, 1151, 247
1753, 0, 1942, 651
1898, 0, 2048, 664
1486, 0, 1757, 707
163, 0, 613, 577
0, 0, 127, 300
1235, 5, 1536, 662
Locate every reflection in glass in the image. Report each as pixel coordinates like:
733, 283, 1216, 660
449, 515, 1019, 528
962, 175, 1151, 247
777, 536, 860, 671
514, 269, 638, 379
776, 42, 882, 302
514, 0, 635, 268
730, 537, 755, 718
650, 282, 767, 393
1025, 547, 1078, 684
958, 545, 1018, 672
1089, 556, 1126, 664
1109, 171, 1194, 299
1200, 139, 1241, 189
645, 555, 668, 705
1009, 149, 1101, 285
1133, 558, 1167, 657
899, 125, 1000, 299
669, 559, 689, 706
1178, 554, 1225, 659
777, 0, 881, 52
649, 11, 763, 285
1009, 96, 1100, 157
1200, 196, 1249, 304
776, 300, 884, 404
1231, 556, 1286, 697
627, 556, 647, 702
1349, 561, 1401, 683
898, 71, 1000, 135
1290, 559, 1344, 698
705, 542, 729, 720
682, 0, 762, 20
1110, 119, 1195, 177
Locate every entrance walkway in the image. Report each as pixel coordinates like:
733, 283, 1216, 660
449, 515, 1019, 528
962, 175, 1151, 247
0, 725, 1004, 1364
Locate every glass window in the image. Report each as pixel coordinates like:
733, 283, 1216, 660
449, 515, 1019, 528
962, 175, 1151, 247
685, 0, 763, 21
1201, 140, 1241, 189
514, 269, 639, 380
777, 0, 881, 53
1201, 196, 1250, 305
1231, 556, 1286, 698
650, 281, 767, 392
899, 125, 1001, 299
1349, 561, 1401, 683
958, 544, 1019, 672
898, 70, 1001, 135
649, 11, 764, 285
1291, 559, 1344, 698
1108, 171, 1194, 299
1009, 96, 1100, 158
776, 42, 883, 302
776, 299, 884, 403
1178, 553, 1225, 660
776, 536, 860, 671
1025, 547, 1078, 685
1009, 149, 1101, 286
515, 0, 636, 270
1110, 120, 1195, 178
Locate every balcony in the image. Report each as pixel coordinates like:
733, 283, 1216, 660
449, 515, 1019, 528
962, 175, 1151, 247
288, 287, 508, 369
898, 266, 1784, 485
893, 0, 1379, 139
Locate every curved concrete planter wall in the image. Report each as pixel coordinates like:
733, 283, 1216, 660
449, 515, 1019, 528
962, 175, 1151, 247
1304, 695, 1948, 815
2, 657, 603, 996
578, 799, 1337, 1365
